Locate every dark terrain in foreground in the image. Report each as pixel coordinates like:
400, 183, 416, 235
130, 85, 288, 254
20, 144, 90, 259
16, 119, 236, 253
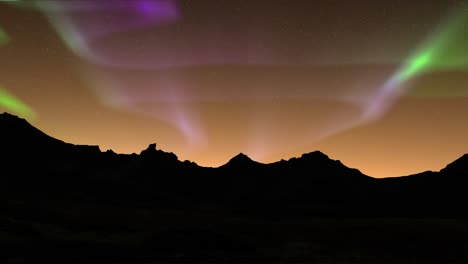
1, 112, 468, 263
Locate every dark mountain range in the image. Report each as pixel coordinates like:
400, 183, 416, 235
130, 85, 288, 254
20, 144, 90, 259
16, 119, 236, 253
2, 111, 468, 214
2, 112, 468, 263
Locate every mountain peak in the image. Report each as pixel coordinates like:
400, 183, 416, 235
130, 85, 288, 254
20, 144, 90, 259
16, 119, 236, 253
233, 152, 251, 159
0, 112, 63, 146
1, 112, 17, 117
231, 152, 254, 162
0, 112, 31, 126
299, 150, 330, 160
221, 152, 260, 168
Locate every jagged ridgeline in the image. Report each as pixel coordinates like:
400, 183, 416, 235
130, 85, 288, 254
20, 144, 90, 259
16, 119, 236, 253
1, 112, 468, 216
2, 112, 468, 263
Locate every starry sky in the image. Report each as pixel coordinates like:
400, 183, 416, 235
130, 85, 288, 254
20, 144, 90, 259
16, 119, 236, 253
1, 0, 468, 177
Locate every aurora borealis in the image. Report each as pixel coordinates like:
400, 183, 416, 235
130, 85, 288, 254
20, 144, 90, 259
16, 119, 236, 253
365, 6, 468, 120
1, 24, 35, 119
0, 86, 35, 120
0, 25, 9, 45
1, 0, 468, 177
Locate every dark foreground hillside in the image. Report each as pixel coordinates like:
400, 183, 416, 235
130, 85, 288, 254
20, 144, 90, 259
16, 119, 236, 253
1, 112, 468, 263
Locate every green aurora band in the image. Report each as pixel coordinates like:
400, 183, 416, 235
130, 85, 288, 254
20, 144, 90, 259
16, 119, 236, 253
0, 21, 35, 119
0, 87, 36, 120
365, 7, 468, 119
398, 7, 468, 82
0, 26, 10, 45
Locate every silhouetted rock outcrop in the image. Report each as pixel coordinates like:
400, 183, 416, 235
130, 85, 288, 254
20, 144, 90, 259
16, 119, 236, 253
139, 143, 180, 170
75, 145, 101, 156
140, 143, 158, 155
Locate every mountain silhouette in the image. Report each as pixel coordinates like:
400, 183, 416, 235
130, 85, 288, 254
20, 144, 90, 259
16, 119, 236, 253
220, 153, 265, 176
223, 152, 259, 167
2, 112, 468, 263
440, 154, 468, 179
0, 112, 69, 150
2, 111, 468, 213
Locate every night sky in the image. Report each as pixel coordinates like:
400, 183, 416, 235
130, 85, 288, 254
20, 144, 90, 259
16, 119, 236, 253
1, 0, 468, 177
